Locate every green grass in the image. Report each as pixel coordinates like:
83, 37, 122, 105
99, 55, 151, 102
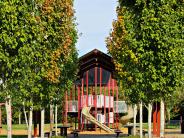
1, 123, 64, 130
1, 124, 27, 130
165, 125, 180, 129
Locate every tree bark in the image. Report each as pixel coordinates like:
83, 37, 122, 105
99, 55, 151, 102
41, 109, 45, 138
19, 111, 21, 125
166, 108, 171, 122
133, 104, 137, 136
28, 107, 33, 138
160, 99, 165, 137
23, 102, 28, 128
139, 101, 143, 138
0, 106, 2, 128
5, 96, 12, 138
148, 103, 152, 138
50, 104, 54, 137
55, 104, 58, 136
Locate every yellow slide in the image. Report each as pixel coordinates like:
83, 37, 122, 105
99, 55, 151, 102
81, 106, 114, 133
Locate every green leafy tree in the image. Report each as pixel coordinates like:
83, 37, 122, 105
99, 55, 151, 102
1, 0, 78, 137
107, 0, 184, 137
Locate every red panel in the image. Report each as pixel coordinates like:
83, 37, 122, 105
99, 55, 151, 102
100, 68, 102, 95
81, 78, 84, 130
104, 86, 106, 125
77, 86, 81, 130
108, 75, 111, 127
86, 71, 89, 126
153, 103, 157, 136
157, 103, 161, 137
115, 80, 119, 129
94, 67, 97, 130
86, 71, 89, 106
65, 91, 68, 124
112, 79, 115, 128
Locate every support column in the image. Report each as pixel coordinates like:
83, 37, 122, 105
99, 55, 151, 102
81, 78, 84, 130
115, 80, 119, 129
157, 102, 161, 137
86, 71, 89, 106
0, 105, 1, 134
77, 86, 81, 130
100, 68, 102, 95
153, 103, 157, 136
65, 91, 68, 125
95, 67, 97, 130
33, 111, 38, 138
108, 77, 110, 127
112, 79, 115, 128
104, 86, 106, 125
86, 71, 89, 128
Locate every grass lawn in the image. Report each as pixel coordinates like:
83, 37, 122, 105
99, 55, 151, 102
1, 123, 63, 130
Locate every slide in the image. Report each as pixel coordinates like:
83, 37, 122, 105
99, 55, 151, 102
81, 106, 114, 133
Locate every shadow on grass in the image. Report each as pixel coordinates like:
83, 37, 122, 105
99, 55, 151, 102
0, 135, 27, 138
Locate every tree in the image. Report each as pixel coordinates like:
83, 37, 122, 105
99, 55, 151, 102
107, 0, 184, 137
1, 0, 78, 137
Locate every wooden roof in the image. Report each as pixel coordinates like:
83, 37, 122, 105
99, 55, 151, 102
78, 49, 115, 77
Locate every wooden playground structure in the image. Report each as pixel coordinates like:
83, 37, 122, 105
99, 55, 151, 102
64, 49, 127, 132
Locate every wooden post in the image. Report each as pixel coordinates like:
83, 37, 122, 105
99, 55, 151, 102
108, 75, 111, 127
100, 68, 102, 95
77, 86, 81, 130
0, 105, 2, 129
34, 111, 38, 137
157, 102, 161, 137
86, 71, 89, 106
115, 80, 119, 129
81, 78, 84, 130
86, 71, 89, 127
112, 79, 115, 128
65, 91, 68, 125
95, 67, 97, 130
104, 86, 106, 125
153, 102, 157, 136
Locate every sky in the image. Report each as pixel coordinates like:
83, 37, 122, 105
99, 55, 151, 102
74, 0, 118, 57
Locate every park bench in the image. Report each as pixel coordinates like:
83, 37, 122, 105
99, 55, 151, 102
114, 129, 123, 137
166, 120, 181, 128
71, 129, 80, 137
137, 129, 148, 136
44, 131, 57, 137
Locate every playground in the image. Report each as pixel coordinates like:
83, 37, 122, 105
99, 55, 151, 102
0, 124, 183, 138
0, 49, 184, 138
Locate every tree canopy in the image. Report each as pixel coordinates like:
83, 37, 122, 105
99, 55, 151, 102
106, 0, 184, 103
0, 0, 78, 108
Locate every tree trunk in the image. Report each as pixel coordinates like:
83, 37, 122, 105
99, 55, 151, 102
55, 104, 58, 136
50, 104, 54, 137
166, 108, 171, 122
160, 99, 165, 137
133, 104, 137, 136
148, 103, 152, 138
41, 109, 45, 138
5, 96, 12, 138
139, 101, 143, 138
0, 106, 2, 128
19, 111, 21, 125
28, 107, 33, 138
23, 102, 28, 128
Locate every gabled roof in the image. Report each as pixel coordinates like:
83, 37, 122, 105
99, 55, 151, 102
78, 49, 115, 76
